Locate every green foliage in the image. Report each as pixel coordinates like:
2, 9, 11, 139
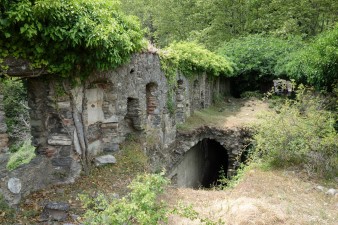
0, 78, 30, 143
0, 0, 145, 78
121, 0, 337, 49
162, 42, 234, 78
254, 86, 338, 178
282, 25, 338, 89
219, 34, 303, 78
159, 41, 233, 87
7, 140, 36, 171
218, 34, 302, 95
159, 41, 233, 115
81, 172, 170, 225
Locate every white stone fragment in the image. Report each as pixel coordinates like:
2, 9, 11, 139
48, 135, 72, 146
8, 178, 22, 194
326, 188, 338, 196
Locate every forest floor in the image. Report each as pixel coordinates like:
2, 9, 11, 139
1, 98, 337, 224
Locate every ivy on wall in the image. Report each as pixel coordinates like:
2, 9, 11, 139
0, 0, 146, 78
158, 41, 234, 114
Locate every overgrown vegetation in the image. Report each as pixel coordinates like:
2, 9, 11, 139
81, 172, 225, 225
6, 140, 35, 171
80, 172, 169, 225
281, 25, 338, 90
0, 78, 30, 144
218, 34, 303, 95
254, 86, 338, 179
159, 41, 234, 114
0, 0, 145, 78
122, 0, 337, 49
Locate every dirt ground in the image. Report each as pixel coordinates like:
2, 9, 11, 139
165, 167, 338, 225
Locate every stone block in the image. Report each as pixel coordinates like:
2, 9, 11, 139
103, 143, 120, 152
94, 155, 116, 167
40, 202, 69, 222
44, 147, 57, 157
48, 135, 72, 146
101, 122, 118, 129
51, 157, 73, 167
57, 101, 71, 109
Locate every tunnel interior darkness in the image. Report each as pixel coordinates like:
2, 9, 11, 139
201, 139, 229, 187
175, 138, 229, 188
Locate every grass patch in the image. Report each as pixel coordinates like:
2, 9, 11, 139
7, 140, 36, 171
177, 104, 230, 131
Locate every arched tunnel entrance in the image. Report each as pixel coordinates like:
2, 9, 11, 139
174, 139, 229, 188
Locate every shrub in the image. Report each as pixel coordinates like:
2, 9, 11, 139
254, 86, 338, 178
7, 140, 36, 171
0, 78, 30, 144
81, 172, 170, 225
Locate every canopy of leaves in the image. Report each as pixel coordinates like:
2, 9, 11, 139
160, 42, 234, 79
219, 34, 303, 79
121, 0, 338, 50
0, 0, 145, 78
282, 25, 338, 89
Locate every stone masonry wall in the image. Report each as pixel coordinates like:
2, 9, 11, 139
0, 95, 9, 153
0, 53, 231, 205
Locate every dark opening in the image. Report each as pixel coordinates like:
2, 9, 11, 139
125, 97, 142, 131
175, 138, 229, 188
201, 139, 228, 187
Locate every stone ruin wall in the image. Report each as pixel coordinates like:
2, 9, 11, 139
0, 95, 9, 153
0, 53, 230, 205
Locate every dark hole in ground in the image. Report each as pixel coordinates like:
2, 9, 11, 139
175, 138, 229, 188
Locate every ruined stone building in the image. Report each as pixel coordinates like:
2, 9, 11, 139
0, 52, 251, 205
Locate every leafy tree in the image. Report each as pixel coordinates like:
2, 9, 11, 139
218, 34, 303, 95
0, 0, 145, 78
120, 0, 338, 50
282, 25, 338, 90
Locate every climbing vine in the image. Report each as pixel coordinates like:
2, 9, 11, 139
0, 0, 145, 78
158, 41, 234, 114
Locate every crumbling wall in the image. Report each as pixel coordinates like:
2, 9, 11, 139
0, 95, 9, 153
0, 53, 231, 205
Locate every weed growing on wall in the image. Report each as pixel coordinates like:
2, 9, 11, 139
254, 86, 338, 178
7, 140, 36, 171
